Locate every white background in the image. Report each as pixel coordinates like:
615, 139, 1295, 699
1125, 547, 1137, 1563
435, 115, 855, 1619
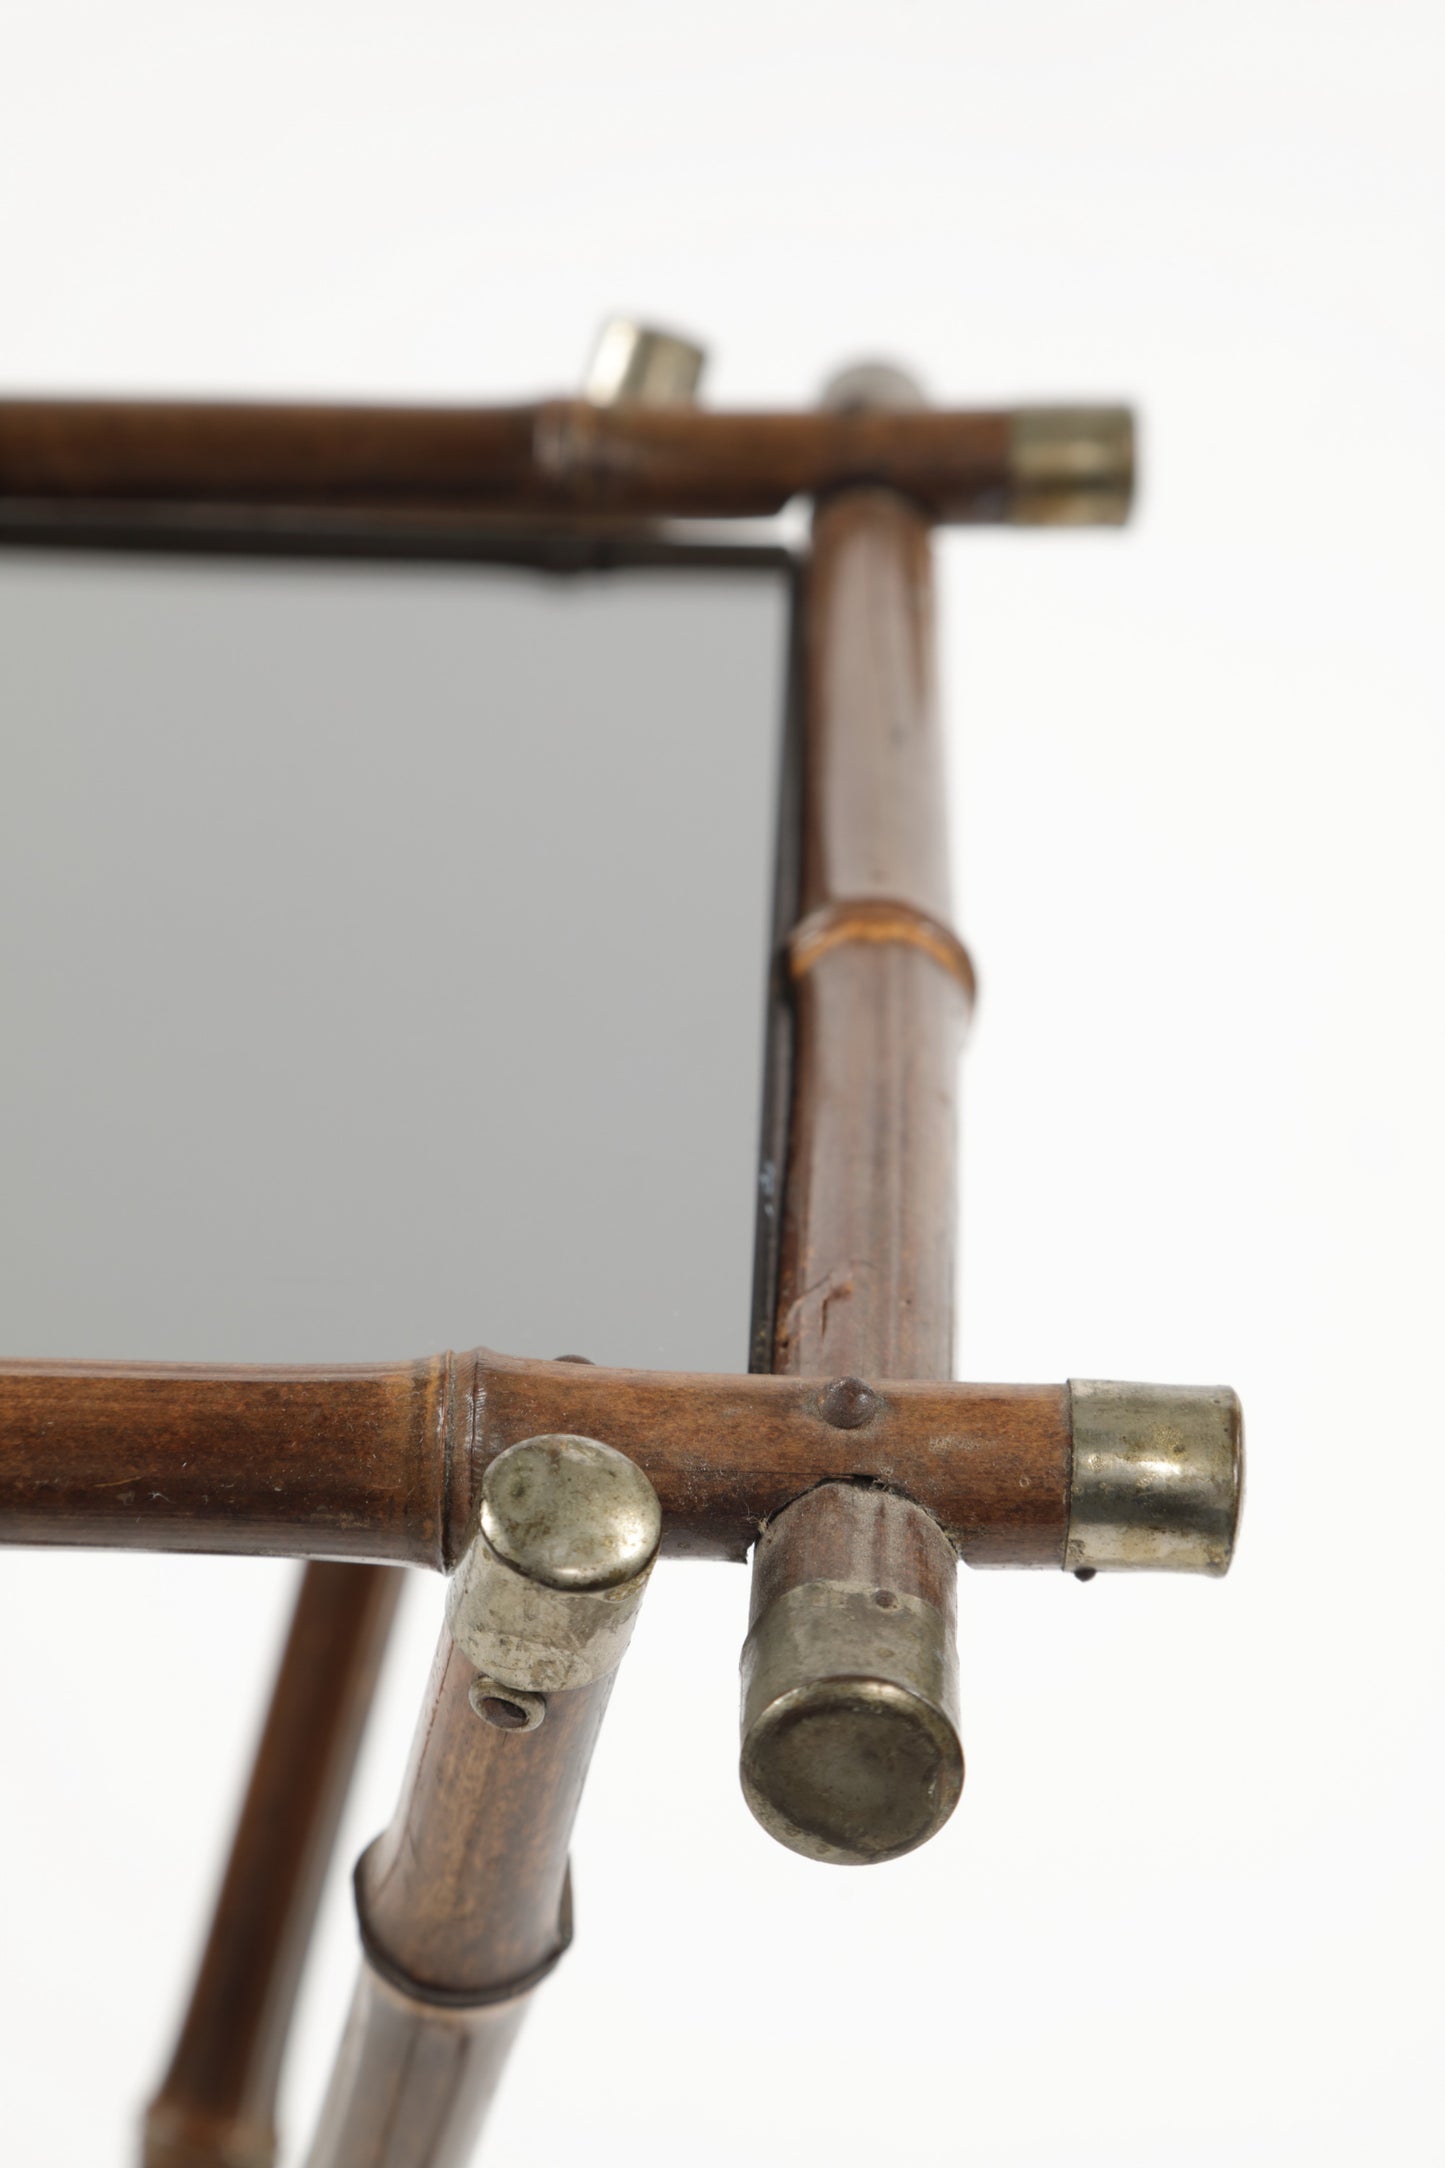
3, 4, 1444, 2163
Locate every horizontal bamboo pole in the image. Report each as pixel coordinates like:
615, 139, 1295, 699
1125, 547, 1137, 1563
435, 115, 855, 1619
0, 1355, 455, 1566
0, 399, 1131, 526
0, 1349, 1068, 1568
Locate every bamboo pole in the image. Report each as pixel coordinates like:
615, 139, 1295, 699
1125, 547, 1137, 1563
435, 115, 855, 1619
738, 438, 974, 1859
302, 1436, 660, 2168
0, 398, 1131, 526
304, 1648, 616, 2168
773, 485, 966, 1382
142, 1563, 403, 2168
0, 1350, 1070, 1568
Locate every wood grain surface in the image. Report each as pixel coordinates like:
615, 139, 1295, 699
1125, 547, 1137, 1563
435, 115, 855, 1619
772, 487, 968, 1385
142, 1562, 403, 2168
0, 398, 1027, 522
0, 1349, 1069, 1569
302, 1610, 618, 2163
303, 1971, 525, 2168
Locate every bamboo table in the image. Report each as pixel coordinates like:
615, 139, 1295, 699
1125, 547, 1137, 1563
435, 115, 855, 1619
0, 324, 1241, 2167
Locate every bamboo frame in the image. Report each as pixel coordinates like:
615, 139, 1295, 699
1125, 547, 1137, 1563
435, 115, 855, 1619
0, 395, 1128, 526
0, 366, 1228, 2165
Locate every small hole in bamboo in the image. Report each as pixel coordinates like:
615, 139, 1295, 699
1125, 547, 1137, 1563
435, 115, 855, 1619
479, 1696, 530, 1730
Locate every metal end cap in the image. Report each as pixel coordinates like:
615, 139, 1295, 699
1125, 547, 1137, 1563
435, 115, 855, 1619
481, 1434, 662, 1591
1066, 1381, 1243, 1574
740, 1567, 963, 1867
1008, 406, 1135, 526
820, 359, 928, 413
584, 318, 707, 407
741, 1673, 963, 1866
450, 1436, 661, 1694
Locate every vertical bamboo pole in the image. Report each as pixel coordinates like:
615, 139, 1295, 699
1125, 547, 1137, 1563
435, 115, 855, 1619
143, 1563, 403, 2168
741, 369, 973, 1862
776, 480, 967, 1381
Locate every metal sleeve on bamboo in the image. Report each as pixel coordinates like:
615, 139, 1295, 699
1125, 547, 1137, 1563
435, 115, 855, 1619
355, 1435, 661, 2004
741, 1484, 963, 1864
445, 1433, 662, 1693
1065, 1381, 1243, 1574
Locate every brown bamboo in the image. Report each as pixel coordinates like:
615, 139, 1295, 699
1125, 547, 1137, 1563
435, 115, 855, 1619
142, 1562, 403, 2168
0, 1350, 1069, 1568
772, 486, 968, 1380
0, 1354, 455, 1566
302, 1975, 524, 2168
749, 477, 970, 1812
303, 1638, 614, 2167
0, 397, 1127, 525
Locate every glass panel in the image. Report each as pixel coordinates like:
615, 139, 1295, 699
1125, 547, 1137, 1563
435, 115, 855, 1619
0, 546, 787, 2162
0, 550, 787, 1372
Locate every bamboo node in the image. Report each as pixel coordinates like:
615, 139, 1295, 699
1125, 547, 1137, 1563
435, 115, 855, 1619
787, 897, 976, 1003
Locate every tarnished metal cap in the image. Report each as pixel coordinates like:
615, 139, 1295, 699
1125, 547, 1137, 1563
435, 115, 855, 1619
820, 359, 928, 413
740, 1485, 963, 1867
447, 1435, 661, 1694
481, 1433, 660, 1589
1066, 1381, 1243, 1574
584, 318, 707, 408
1008, 406, 1134, 526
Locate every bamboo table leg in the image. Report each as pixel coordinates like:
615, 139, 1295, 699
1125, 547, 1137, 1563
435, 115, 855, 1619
303, 1435, 660, 2167
303, 1649, 611, 2168
741, 373, 974, 1859
0, 342, 1248, 2163
143, 1561, 403, 2168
